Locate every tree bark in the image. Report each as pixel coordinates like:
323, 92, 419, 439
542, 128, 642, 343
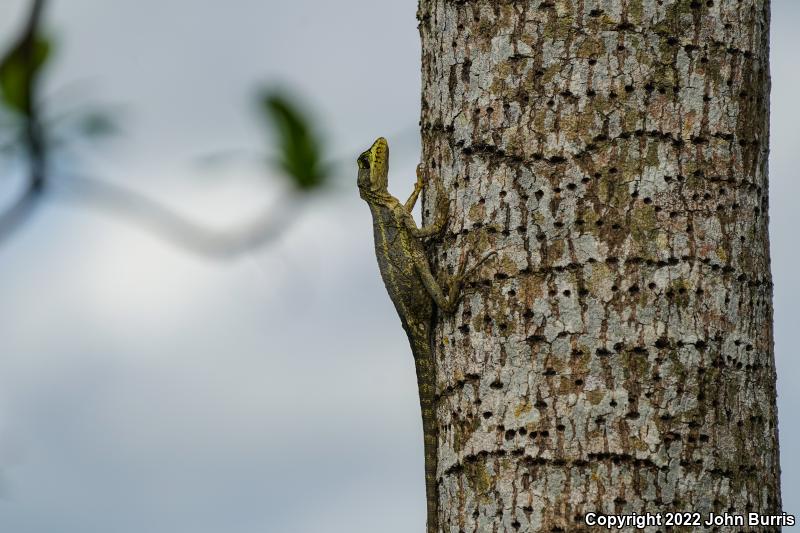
418, 0, 779, 530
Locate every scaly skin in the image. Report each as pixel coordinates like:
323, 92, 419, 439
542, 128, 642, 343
357, 137, 464, 533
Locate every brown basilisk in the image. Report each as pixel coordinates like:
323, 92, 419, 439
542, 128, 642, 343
357, 137, 489, 533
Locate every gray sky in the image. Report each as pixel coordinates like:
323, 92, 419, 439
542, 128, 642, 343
0, 1, 797, 531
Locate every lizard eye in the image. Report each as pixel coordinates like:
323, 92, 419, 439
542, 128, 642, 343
357, 155, 370, 169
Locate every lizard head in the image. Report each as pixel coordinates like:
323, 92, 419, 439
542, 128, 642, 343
357, 137, 389, 197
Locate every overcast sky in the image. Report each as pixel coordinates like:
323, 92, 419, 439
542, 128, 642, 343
0, 1, 798, 532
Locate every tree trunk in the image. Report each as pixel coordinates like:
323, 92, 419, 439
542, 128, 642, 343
418, 0, 780, 530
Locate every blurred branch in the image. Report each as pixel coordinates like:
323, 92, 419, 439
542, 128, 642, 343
0, 180, 43, 246
55, 174, 301, 259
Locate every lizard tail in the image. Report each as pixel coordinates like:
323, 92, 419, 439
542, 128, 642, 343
412, 336, 439, 533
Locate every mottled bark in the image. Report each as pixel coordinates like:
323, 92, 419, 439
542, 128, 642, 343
418, 0, 779, 530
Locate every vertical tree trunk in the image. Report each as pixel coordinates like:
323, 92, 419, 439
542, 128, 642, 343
418, 0, 779, 530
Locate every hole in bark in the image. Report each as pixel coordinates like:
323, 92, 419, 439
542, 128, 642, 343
624, 84, 634, 93
535, 400, 548, 408
458, 324, 470, 333
643, 197, 652, 204
567, 183, 577, 191
610, 285, 619, 292
616, 44, 625, 51
596, 347, 612, 356
562, 290, 571, 296
586, 89, 596, 97
589, 8, 603, 16
628, 284, 640, 293
505, 429, 516, 440
490, 380, 503, 389
574, 379, 584, 386
543, 368, 556, 376
648, 282, 657, 290
556, 424, 566, 431
655, 338, 670, 349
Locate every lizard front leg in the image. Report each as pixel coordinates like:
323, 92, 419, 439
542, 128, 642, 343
404, 164, 425, 212
407, 165, 449, 239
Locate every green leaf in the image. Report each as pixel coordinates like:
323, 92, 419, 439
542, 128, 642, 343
0, 34, 52, 114
259, 90, 329, 191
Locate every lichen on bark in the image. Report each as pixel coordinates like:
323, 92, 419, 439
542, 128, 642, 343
418, 0, 779, 530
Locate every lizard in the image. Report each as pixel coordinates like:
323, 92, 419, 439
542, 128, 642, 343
357, 137, 490, 533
